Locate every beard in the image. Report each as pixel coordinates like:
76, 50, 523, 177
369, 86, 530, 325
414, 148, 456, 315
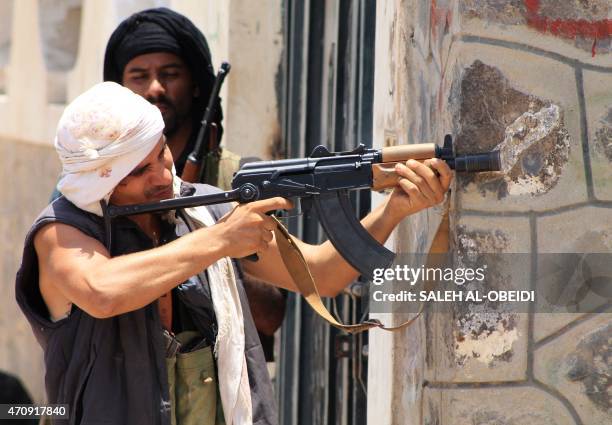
146, 94, 187, 137
162, 115, 178, 137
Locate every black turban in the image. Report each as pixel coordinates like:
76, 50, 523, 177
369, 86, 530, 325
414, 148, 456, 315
103, 7, 223, 148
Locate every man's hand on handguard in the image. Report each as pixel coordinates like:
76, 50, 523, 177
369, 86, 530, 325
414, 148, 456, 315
384, 158, 453, 222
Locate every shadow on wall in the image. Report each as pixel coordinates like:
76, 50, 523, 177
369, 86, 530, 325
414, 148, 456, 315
0, 370, 38, 425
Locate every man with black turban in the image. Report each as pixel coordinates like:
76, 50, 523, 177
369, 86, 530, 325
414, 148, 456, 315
103, 7, 235, 188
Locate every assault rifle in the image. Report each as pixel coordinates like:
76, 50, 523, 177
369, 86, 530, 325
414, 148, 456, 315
181, 62, 231, 183
103, 135, 500, 279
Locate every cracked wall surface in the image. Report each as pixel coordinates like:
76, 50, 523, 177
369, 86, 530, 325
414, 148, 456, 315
565, 322, 611, 412
454, 60, 571, 198
370, 0, 611, 424
594, 107, 612, 162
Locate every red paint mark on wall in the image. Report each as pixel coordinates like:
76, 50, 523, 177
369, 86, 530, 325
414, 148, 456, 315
524, 0, 612, 57
430, 0, 452, 41
429, 0, 454, 112
430, 0, 440, 38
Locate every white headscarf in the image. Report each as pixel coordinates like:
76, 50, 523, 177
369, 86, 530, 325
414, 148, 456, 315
55, 81, 164, 216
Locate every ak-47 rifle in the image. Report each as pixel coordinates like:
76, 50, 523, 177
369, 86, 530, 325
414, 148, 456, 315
181, 61, 231, 183
103, 135, 500, 279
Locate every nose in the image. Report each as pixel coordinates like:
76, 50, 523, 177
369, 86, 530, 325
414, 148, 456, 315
145, 77, 165, 100
150, 160, 173, 187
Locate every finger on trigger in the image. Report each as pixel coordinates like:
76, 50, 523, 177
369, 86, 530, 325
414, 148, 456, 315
251, 196, 294, 214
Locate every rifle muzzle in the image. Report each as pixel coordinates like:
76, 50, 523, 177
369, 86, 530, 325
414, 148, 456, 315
449, 151, 501, 172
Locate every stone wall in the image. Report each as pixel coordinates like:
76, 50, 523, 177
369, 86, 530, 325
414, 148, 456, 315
369, 1, 611, 424
0, 0, 282, 402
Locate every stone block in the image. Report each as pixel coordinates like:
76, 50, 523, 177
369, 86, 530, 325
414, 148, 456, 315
534, 313, 612, 424
537, 206, 612, 253
460, 0, 612, 57
533, 206, 612, 343
460, 0, 527, 26
453, 208, 532, 252
423, 386, 576, 425
537, 0, 610, 21
425, 216, 531, 383
451, 45, 588, 213
533, 313, 590, 344
583, 70, 612, 201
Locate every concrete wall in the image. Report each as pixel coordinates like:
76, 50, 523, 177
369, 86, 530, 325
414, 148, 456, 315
369, 1, 611, 424
0, 0, 282, 402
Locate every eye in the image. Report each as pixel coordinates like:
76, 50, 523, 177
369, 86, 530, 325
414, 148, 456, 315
129, 166, 150, 177
160, 71, 179, 80
129, 73, 148, 83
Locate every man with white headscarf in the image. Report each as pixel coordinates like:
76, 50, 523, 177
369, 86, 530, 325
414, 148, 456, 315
16, 82, 452, 425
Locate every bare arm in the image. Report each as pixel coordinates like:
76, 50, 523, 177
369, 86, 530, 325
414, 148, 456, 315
242, 158, 453, 296
36, 222, 228, 318
36, 197, 293, 319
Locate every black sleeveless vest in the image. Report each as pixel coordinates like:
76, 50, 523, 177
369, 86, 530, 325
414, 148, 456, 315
15, 183, 277, 425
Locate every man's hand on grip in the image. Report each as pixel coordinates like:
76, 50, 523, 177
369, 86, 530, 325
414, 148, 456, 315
215, 197, 293, 259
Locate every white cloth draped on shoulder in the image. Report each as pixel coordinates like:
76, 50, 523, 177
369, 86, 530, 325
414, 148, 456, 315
170, 175, 253, 425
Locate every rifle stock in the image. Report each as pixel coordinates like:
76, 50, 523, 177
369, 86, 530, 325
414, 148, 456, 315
181, 155, 200, 183
181, 124, 218, 182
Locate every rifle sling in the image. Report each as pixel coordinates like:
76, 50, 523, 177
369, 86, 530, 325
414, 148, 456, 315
271, 208, 450, 334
